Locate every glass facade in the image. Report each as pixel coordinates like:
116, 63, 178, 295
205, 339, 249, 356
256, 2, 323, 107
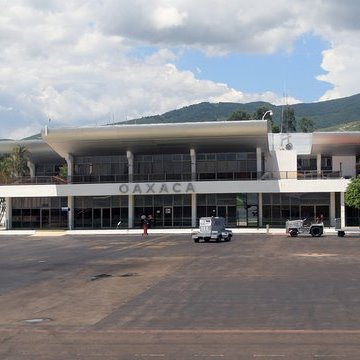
35, 162, 64, 176
196, 193, 258, 227
134, 194, 191, 228
73, 155, 128, 182
196, 152, 257, 180
134, 154, 191, 182
12, 197, 68, 229
263, 193, 330, 227
74, 196, 128, 229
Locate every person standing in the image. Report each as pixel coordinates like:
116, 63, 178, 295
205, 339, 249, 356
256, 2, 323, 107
141, 214, 148, 236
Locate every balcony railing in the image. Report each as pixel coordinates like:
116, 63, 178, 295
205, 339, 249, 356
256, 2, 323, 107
297, 170, 342, 179
0, 171, 348, 185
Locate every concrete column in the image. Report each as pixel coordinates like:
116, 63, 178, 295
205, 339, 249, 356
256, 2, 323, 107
67, 196, 74, 230
27, 161, 36, 178
330, 192, 336, 227
191, 193, 197, 228
65, 154, 74, 181
258, 193, 263, 227
256, 147, 262, 179
190, 148, 196, 181
340, 191, 345, 229
127, 150, 134, 182
128, 194, 134, 228
317, 153, 322, 177
5, 197, 11, 229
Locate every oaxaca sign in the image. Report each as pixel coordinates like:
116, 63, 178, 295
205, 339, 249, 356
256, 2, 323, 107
119, 182, 195, 194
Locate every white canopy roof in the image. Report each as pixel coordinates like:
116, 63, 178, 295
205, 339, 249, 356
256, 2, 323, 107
42, 120, 270, 157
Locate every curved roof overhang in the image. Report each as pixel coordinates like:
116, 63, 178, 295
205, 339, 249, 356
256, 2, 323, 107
0, 140, 62, 162
312, 132, 360, 155
42, 120, 269, 157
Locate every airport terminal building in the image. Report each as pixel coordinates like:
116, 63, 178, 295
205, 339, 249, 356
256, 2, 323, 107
0, 120, 359, 230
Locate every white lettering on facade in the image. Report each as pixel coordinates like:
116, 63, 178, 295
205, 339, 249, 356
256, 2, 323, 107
186, 183, 195, 193
173, 183, 181, 192
159, 184, 169, 193
119, 182, 195, 194
146, 183, 155, 193
119, 184, 129, 193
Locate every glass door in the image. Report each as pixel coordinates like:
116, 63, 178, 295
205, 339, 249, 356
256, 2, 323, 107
41, 209, 50, 229
93, 208, 101, 228
93, 208, 111, 228
163, 206, 173, 227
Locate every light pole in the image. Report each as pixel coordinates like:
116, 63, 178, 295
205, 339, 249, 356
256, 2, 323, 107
261, 110, 273, 120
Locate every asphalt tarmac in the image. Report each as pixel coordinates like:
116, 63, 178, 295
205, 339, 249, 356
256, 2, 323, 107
1, 232, 360, 359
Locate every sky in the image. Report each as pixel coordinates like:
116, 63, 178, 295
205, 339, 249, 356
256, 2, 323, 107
1, 0, 360, 139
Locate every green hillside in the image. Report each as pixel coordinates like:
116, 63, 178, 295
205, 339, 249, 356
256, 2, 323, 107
320, 120, 360, 132
116, 93, 360, 131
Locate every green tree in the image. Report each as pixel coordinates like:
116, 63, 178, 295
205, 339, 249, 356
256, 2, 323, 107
345, 176, 360, 209
58, 163, 68, 178
0, 146, 28, 184
272, 124, 280, 133
254, 106, 280, 132
254, 106, 270, 120
6, 145, 29, 179
0, 156, 10, 183
282, 106, 296, 132
299, 117, 315, 133
228, 110, 252, 121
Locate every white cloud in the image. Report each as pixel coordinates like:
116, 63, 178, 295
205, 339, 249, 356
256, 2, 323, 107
0, 1, 360, 138
152, 6, 188, 29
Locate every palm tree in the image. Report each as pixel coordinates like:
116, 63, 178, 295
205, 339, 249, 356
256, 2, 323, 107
0, 156, 10, 184
7, 145, 29, 179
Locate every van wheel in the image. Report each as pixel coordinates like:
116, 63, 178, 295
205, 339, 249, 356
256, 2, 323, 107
338, 231, 345, 237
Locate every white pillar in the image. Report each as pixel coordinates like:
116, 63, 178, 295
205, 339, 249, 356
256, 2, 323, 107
340, 191, 345, 229
67, 196, 74, 230
190, 148, 196, 181
65, 154, 74, 179
5, 197, 11, 229
317, 153, 322, 177
258, 193, 263, 227
27, 161, 36, 178
330, 192, 335, 227
256, 147, 262, 179
127, 150, 134, 182
191, 193, 197, 228
128, 194, 134, 228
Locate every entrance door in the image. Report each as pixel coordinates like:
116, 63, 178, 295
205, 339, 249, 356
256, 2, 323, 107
218, 206, 226, 218
93, 208, 101, 228
163, 206, 173, 227
93, 208, 111, 228
41, 209, 50, 228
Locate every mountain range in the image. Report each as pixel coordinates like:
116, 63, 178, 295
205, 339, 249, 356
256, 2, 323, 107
115, 93, 360, 131
14, 92, 360, 140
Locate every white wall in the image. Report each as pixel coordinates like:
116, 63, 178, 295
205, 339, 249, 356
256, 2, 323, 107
332, 156, 356, 178
264, 150, 297, 179
0, 178, 350, 198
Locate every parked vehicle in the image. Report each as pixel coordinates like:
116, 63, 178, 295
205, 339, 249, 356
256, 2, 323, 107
192, 217, 232, 243
286, 219, 324, 237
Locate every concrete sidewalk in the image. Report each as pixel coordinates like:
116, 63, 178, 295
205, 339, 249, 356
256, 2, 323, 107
0, 227, 340, 236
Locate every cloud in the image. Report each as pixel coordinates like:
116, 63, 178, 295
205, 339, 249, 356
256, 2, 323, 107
0, 1, 360, 138
152, 6, 188, 29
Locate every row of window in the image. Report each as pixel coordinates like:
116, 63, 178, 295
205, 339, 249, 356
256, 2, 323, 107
34, 154, 344, 178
